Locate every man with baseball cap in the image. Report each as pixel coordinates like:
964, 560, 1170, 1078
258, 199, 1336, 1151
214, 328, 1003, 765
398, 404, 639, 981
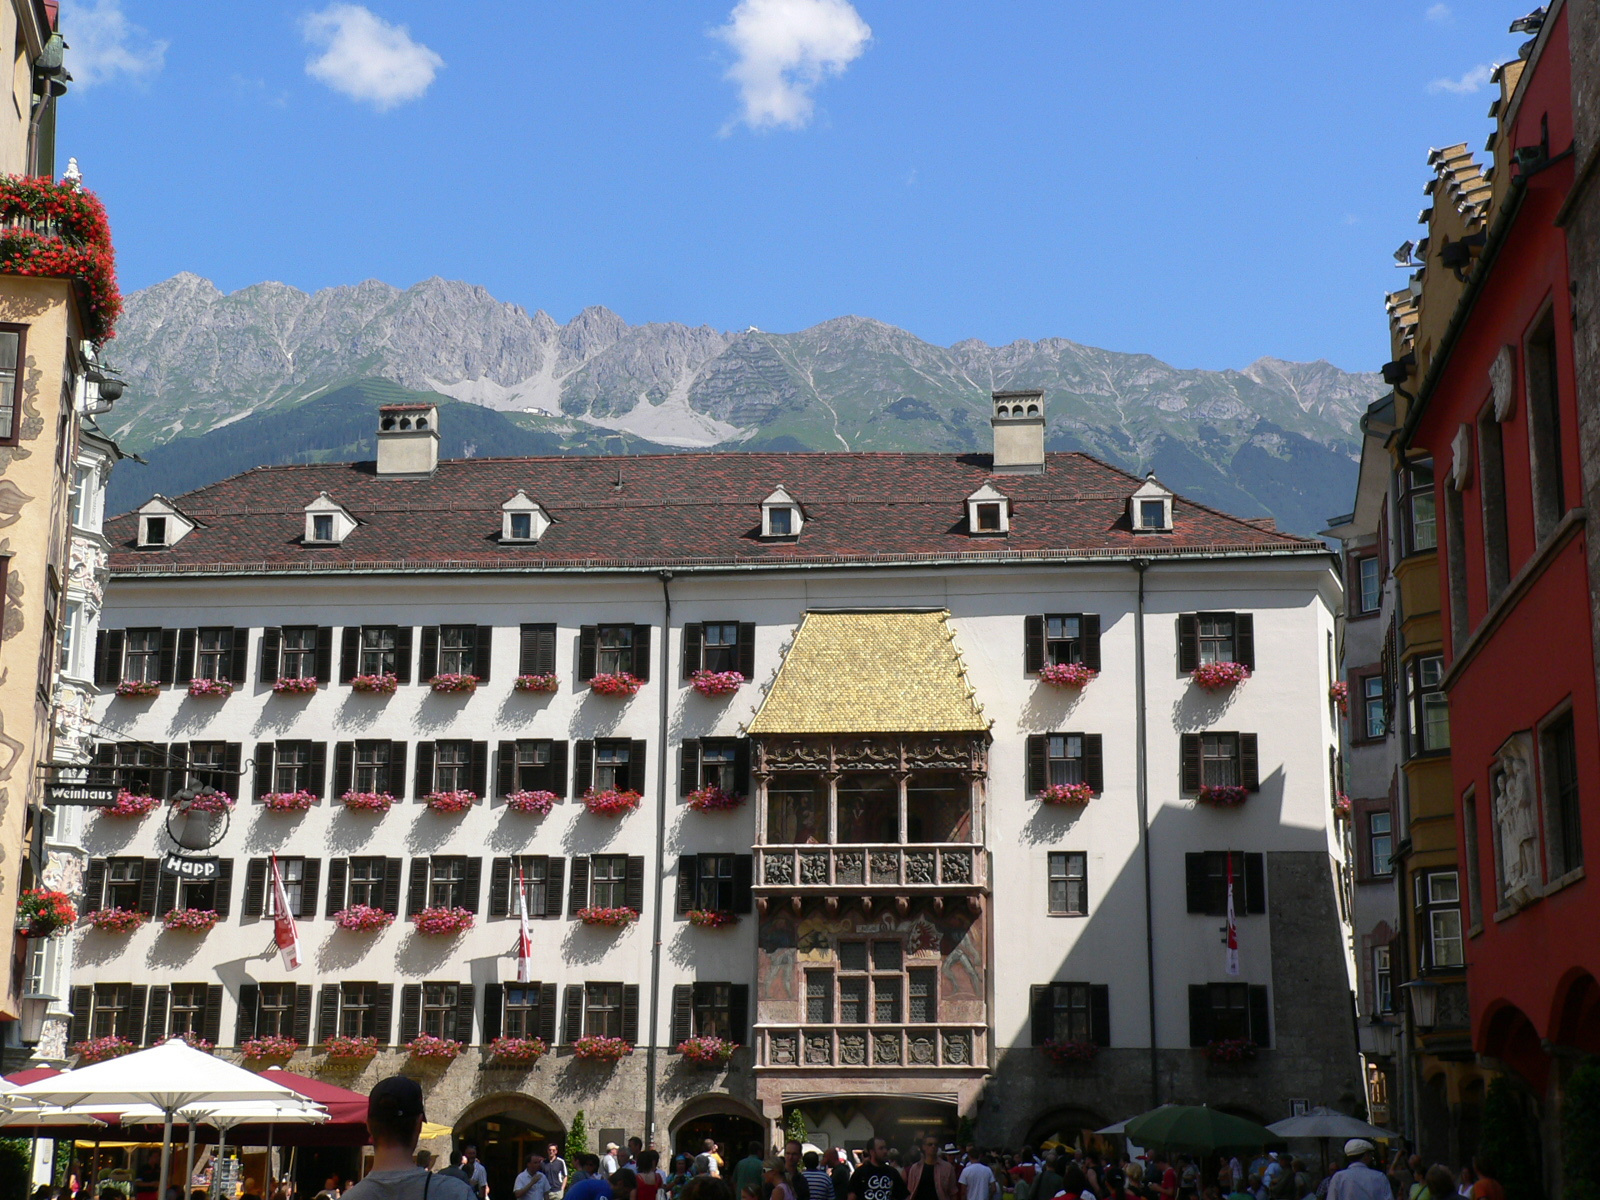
1326, 1140, 1391, 1200
341, 1077, 477, 1200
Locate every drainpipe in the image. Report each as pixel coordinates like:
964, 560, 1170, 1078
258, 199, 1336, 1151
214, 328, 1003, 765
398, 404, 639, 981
644, 571, 673, 1148
1134, 558, 1160, 1107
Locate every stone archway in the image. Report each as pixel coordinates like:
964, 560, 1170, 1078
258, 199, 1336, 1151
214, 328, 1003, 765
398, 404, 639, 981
455, 1093, 567, 1200
669, 1095, 766, 1162
1024, 1105, 1110, 1153
1481, 1000, 1549, 1093
1549, 969, 1600, 1055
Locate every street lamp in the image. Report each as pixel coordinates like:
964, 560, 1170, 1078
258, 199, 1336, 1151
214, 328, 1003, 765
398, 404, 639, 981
20, 991, 57, 1045
1401, 979, 1440, 1030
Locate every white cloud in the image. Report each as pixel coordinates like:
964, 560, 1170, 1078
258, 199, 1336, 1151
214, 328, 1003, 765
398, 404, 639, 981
302, 4, 442, 111
715, 0, 871, 132
66, 0, 167, 88
1428, 64, 1492, 94
1426, 3, 1452, 22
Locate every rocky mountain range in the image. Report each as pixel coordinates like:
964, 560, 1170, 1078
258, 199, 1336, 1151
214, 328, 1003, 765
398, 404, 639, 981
102, 274, 1384, 533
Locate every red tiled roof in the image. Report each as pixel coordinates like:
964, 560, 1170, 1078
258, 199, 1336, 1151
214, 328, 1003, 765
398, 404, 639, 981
106, 452, 1321, 575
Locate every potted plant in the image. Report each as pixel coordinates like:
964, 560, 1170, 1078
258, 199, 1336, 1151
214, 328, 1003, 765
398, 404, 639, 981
261, 790, 318, 812
324, 1035, 380, 1062
162, 908, 220, 933
514, 674, 560, 693
506, 790, 558, 815
572, 1035, 632, 1063
177, 791, 234, 814
1039, 1039, 1099, 1065
100, 790, 160, 818
588, 673, 642, 698
1206, 1037, 1258, 1064
186, 677, 233, 698
1330, 680, 1349, 713
241, 1035, 299, 1061
333, 904, 395, 932
576, 906, 638, 928
429, 673, 479, 694
1196, 784, 1249, 808
685, 785, 743, 813
685, 909, 737, 929
412, 906, 475, 936
1039, 662, 1098, 689
690, 670, 745, 697
487, 1036, 548, 1066
73, 1035, 135, 1064
676, 1036, 737, 1066
406, 1034, 464, 1062
273, 676, 319, 695
114, 680, 160, 698
425, 790, 477, 814
84, 907, 147, 933
350, 672, 399, 694
584, 788, 641, 817
0, 175, 122, 343
1191, 661, 1251, 691
1334, 793, 1352, 820
1037, 782, 1095, 806
342, 790, 395, 813
16, 888, 76, 937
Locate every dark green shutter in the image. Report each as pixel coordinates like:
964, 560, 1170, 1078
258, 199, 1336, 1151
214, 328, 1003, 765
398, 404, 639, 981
325, 858, 347, 914
680, 741, 700, 797
562, 985, 584, 1043
414, 742, 435, 801
407, 860, 428, 916
629, 741, 648, 794
1029, 985, 1051, 1044
174, 629, 196, 685
676, 856, 697, 916
418, 627, 439, 680
474, 627, 493, 681
1177, 614, 1199, 673
732, 856, 754, 914
213, 859, 234, 918
1089, 985, 1110, 1047
543, 859, 564, 919
69, 986, 93, 1047
1184, 854, 1206, 914
470, 742, 489, 799
1240, 734, 1260, 791
83, 859, 105, 910
520, 624, 555, 675
621, 984, 640, 1043
497, 742, 516, 798
453, 984, 475, 1045
145, 986, 170, 1046
1082, 614, 1102, 671
538, 983, 558, 1043
682, 624, 702, 678
462, 858, 484, 913
398, 984, 423, 1045
577, 627, 597, 680
1026, 736, 1047, 795
632, 626, 651, 681
201, 985, 224, 1047
1188, 985, 1211, 1047
157, 869, 178, 918
489, 858, 511, 918
234, 983, 259, 1045
294, 983, 317, 1045
372, 984, 394, 1045
1084, 735, 1103, 793
568, 857, 590, 915
1181, 734, 1202, 793
136, 859, 159, 915
574, 741, 594, 794
332, 743, 354, 796
316, 986, 340, 1045
314, 628, 333, 683
339, 628, 359, 683
383, 858, 404, 914
308, 742, 327, 798
1235, 613, 1255, 669
393, 626, 413, 684
549, 740, 569, 798
737, 623, 757, 679
1248, 985, 1271, 1046
734, 740, 751, 795
624, 857, 645, 913
230, 628, 250, 683
388, 742, 408, 798
671, 985, 693, 1043
729, 983, 750, 1045
1024, 616, 1044, 673
481, 983, 503, 1043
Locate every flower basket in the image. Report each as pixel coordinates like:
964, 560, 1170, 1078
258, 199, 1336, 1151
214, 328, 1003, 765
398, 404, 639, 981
0, 176, 121, 343
342, 791, 395, 813
350, 673, 398, 694
690, 670, 745, 697
577, 906, 638, 928
1196, 784, 1250, 808
506, 790, 558, 816
588, 672, 642, 697
17, 888, 76, 937
1040, 1039, 1099, 1066
487, 1036, 548, 1066
273, 676, 319, 695
685, 785, 744, 812
333, 905, 395, 932
73, 1035, 135, 1064
412, 906, 475, 936
241, 1035, 300, 1061
429, 673, 479, 694
262, 790, 318, 812
85, 907, 146, 933
1206, 1037, 1258, 1064
1039, 662, 1098, 689
584, 788, 641, 817
162, 908, 220, 933
1191, 661, 1251, 691
676, 1036, 737, 1065
425, 790, 477, 814
99, 790, 161, 818
114, 680, 160, 698
186, 677, 234, 698
1330, 680, 1349, 713
177, 790, 234, 814
407, 1034, 464, 1062
1037, 782, 1095, 806
1334, 794, 1352, 820
685, 909, 737, 929
324, 1035, 380, 1062
572, 1035, 633, 1063
514, 674, 560, 693
154, 1031, 214, 1053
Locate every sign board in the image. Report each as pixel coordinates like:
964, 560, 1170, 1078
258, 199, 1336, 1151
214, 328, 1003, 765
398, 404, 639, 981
161, 853, 219, 879
44, 783, 119, 806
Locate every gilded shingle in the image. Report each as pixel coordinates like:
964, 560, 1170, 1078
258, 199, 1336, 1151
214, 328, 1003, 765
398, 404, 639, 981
746, 610, 989, 735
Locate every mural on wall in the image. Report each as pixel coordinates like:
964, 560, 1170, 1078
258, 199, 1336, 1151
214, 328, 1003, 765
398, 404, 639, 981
0, 359, 44, 470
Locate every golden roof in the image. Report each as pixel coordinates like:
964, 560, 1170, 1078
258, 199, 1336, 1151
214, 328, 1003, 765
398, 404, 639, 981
746, 610, 989, 735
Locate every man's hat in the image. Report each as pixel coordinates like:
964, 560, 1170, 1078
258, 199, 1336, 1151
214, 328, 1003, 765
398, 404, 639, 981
1344, 1139, 1375, 1157
369, 1076, 425, 1128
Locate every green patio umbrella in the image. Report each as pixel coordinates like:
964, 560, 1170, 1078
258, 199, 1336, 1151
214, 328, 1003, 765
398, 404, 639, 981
1122, 1105, 1276, 1152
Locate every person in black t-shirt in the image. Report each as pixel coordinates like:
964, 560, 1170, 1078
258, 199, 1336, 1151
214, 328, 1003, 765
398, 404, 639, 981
847, 1142, 908, 1200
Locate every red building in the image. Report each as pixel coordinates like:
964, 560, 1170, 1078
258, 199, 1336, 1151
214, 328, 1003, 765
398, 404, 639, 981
1398, 0, 1600, 1176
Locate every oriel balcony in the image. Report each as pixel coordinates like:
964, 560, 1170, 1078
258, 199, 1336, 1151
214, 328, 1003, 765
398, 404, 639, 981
755, 843, 988, 894
759, 1022, 988, 1069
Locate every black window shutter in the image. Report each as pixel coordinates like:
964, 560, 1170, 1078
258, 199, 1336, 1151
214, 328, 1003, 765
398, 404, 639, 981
1180, 734, 1202, 793
550, 740, 570, 798
393, 626, 413, 684
462, 858, 484, 914
1240, 734, 1260, 791
259, 628, 282, 683
738, 622, 757, 679
621, 984, 640, 1043
1089, 984, 1111, 1047
164, 743, 189, 800
340, 628, 359, 683
383, 858, 404, 915
407, 860, 428, 916
1084, 735, 1104, 793
234, 983, 259, 1045
333, 742, 354, 796
145, 986, 170, 1046
295, 983, 318, 1045
1235, 613, 1256, 669
481, 983, 503, 1043
414, 742, 435, 801
578, 627, 597, 680
1184, 854, 1206, 914
675, 856, 697, 916
732, 855, 754, 915
679, 741, 700, 797
1026, 735, 1047, 795
213, 859, 234, 918
1082, 614, 1102, 671
127, 987, 151, 1043
324, 858, 347, 914
418, 626, 440, 680
453, 983, 476, 1045
1024, 615, 1045, 673
157, 628, 179, 684
68, 985, 96, 1047
157, 869, 178, 917
83, 859, 105, 910
94, 629, 121, 686
230, 628, 250, 683
175, 628, 196, 685
544, 859, 565, 919
538, 982, 559, 1042
315, 628, 333, 684
1248, 985, 1271, 1046
223, 743, 243, 792
136, 859, 160, 915
91, 741, 115, 788
475, 626, 493, 681
1177, 614, 1199, 673
253, 744, 274, 801
568, 856, 590, 915
1244, 853, 1266, 915
298, 859, 321, 919
316, 985, 340, 1045
729, 982, 750, 1045
632, 625, 652, 681
398, 984, 423, 1045
682, 624, 702, 678
201, 985, 224, 1047
624, 856, 645, 913
372, 984, 395, 1045
671, 985, 693, 1043
1029, 985, 1051, 1045
489, 858, 512, 918
562, 985, 584, 1043
497, 741, 516, 798
629, 741, 648, 794
470, 742, 489, 798
574, 741, 594, 794
734, 740, 752, 796
389, 742, 408, 797
520, 623, 556, 675
309, 742, 327, 798
1188, 985, 1211, 1047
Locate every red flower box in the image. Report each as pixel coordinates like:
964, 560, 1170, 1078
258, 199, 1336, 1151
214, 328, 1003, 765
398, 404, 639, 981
412, 906, 474, 936
73, 1035, 135, 1064
333, 905, 394, 932
114, 680, 160, 698
0, 176, 121, 343
1334, 794, 1352, 820
1037, 783, 1095, 806
100, 790, 160, 818
273, 676, 319, 695
588, 672, 642, 697
342, 790, 395, 813
690, 670, 745, 697
1197, 784, 1249, 808
85, 907, 146, 933
262, 790, 318, 812
676, 1036, 737, 1065
186, 678, 234, 698
685, 909, 737, 929
584, 788, 641, 817
1191, 661, 1251, 691
1039, 663, 1098, 689
429, 673, 479, 694
1206, 1037, 1258, 1063
17, 888, 76, 937
506, 790, 558, 815
162, 908, 219, 932
685, 785, 744, 812
1330, 681, 1349, 713
351, 673, 398, 694
425, 790, 477, 814
577, 906, 638, 928
487, 1036, 548, 1065
324, 1035, 380, 1061
407, 1034, 464, 1061
514, 674, 560, 693
242, 1035, 299, 1060
1040, 1039, 1099, 1065
572, 1035, 632, 1062
176, 790, 234, 814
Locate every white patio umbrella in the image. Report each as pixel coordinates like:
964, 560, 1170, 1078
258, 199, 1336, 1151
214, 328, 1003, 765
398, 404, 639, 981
1266, 1108, 1396, 1171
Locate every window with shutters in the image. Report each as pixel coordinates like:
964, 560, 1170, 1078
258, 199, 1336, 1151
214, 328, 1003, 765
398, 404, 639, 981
504, 985, 542, 1037
266, 859, 306, 917
1201, 734, 1241, 787
1044, 615, 1085, 666
340, 983, 380, 1038
1196, 614, 1237, 666
433, 741, 472, 792
257, 984, 297, 1037
512, 741, 552, 789
438, 626, 476, 675
596, 625, 636, 675
1204, 983, 1252, 1041
805, 970, 833, 1022
700, 623, 741, 672
194, 629, 233, 681
178, 874, 218, 912
905, 772, 970, 842
594, 743, 631, 793
354, 742, 392, 793
699, 742, 741, 795
281, 628, 319, 680
123, 628, 162, 684
1185, 852, 1265, 916
591, 856, 628, 909
518, 624, 557, 676
274, 744, 312, 794
0, 326, 22, 443
359, 627, 398, 676
1372, 947, 1393, 1015
428, 859, 467, 909
347, 858, 386, 908
104, 858, 146, 910
111, 744, 166, 795
92, 984, 135, 1038
1047, 982, 1094, 1042
693, 855, 736, 911
187, 742, 234, 794
692, 983, 734, 1038
1046, 735, 1088, 786
837, 773, 899, 843
767, 774, 826, 844
585, 983, 624, 1037
168, 983, 209, 1037
1048, 852, 1087, 916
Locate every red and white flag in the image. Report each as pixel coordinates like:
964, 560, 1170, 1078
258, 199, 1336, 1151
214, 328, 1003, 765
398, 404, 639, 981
515, 866, 534, 984
1225, 853, 1240, 977
270, 854, 301, 970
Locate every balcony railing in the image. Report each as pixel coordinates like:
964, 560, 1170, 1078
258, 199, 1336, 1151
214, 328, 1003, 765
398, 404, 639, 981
755, 843, 987, 891
758, 1023, 988, 1069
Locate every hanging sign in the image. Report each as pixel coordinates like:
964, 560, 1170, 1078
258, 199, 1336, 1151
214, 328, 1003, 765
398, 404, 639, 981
161, 853, 220, 878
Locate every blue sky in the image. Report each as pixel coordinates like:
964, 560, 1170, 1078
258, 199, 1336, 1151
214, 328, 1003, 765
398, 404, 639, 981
62, 0, 1531, 373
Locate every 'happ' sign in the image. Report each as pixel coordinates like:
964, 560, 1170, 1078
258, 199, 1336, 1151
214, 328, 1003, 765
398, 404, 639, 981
160, 854, 219, 879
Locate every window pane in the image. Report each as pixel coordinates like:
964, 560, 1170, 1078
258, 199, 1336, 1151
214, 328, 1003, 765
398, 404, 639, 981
1430, 909, 1464, 967
838, 941, 868, 972
804, 970, 833, 1023
1428, 871, 1459, 904
838, 978, 867, 1024
1359, 557, 1381, 611
871, 940, 902, 971
904, 771, 969, 841
767, 774, 826, 843
874, 978, 902, 1023
837, 773, 898, 842
908, 968, 937, 1023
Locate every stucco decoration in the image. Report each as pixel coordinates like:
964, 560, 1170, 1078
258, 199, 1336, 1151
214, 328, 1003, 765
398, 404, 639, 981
36, 1016, 67, 1060
1450, 423, 1472, 491
42, 849, 83, 896
0, 358, 45, 469
1493, 732, 1540, 904
3, 558, 24, 642
53, 684, 95, 761
0, 674, 23, 785
67, 536, 107, 606
1490, 344, 1516, 421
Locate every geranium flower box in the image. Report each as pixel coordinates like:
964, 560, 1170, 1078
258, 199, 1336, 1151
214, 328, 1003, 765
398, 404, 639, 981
162, 908, 220, 933
73, 1035, 135, 1064
114, 680, 160, 698
262, 790, 318, 812
676, 1036, 737, 1065
412, 906, 475, 936
1330, 680, 1348, 713
0, 176, 122, 344
685, 785, 744, 813
17, 888, 76, 937
241, 1035, 299, 1060
685, 909, 737, 929
487, 1036, 548, 1066
425, 790, 477, 814
588, 672, 642, 698
1334, 794, 1352, 820
186, 677, 233, 699
350, 673, 398, 694
429, 673, 479, 694
178, 790, 234, 814
572, 1035, 633, 1063
1037, 782, 1095, 806
1039, 662, 1098, 689
273, 676, 319, 695
154, 1031, 214, 1053
506, 790, 558, 816
342, 790, 395, 813
690, 670, 745, 697
333, 904, 394, 932
1196, 784, 1250, 808
407, 1034, 464, 1062
577, 906, 638, 928
584, 788, 641, 817
100, 790, 160, 818
514, 674, 560, 693
324, 1035, 380, 1062
1206, 1037, 1258, 1064
1040, 1039, 1099, 1065
85, 906, 146, 933
1191, 661, 1251, 691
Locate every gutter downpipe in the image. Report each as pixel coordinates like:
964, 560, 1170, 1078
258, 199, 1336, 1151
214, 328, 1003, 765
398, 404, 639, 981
1134, 558, 1159, 1107
644, 569, 673, 1148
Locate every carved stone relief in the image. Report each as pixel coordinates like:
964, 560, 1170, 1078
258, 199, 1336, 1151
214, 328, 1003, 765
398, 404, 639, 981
1493, 732, 1540, 906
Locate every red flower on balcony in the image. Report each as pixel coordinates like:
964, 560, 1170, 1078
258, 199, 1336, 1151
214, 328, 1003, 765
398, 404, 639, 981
84, 907, 146, 933
577, 906, 638, 928
333, 905, 394, 932
572, 1035, 632, 1062
1037, 783, 1095, 806
588, 672, 641, 697
690, 670, 745, 697
186, 677, 233, 698
0, 175, 121, 344
350, 673, 398, 694
412, 906, 474, 936
487, 1036, 548, 1065
241, 1035, 299, 1060
1039, 662, 1098, 689
685, 785, 744, 812
73, 1035, 135, 1064
676, 1036, 737, 1065
175, 790, 234, 814
1191, 661, 1251, 691
407, 1034, 464, 1061
425, 790, 477, 814
584, 788, 641, 817
1206, 1037, 1258, 1063
342, 791, 395, 813
17, 888, 76, 937
262, 790, 318, 812
514, 674, 560, 693
161, 908, 219, 933
100, 790, 160, 818
1196, 784, 1250, 808
114, 680, 160, 698
1330, 680, 1349, 713
506, 790, 558, 815
324, 1035, 380, 1062
1039, 1039, 1099, 1065
429, 673, 478, 694
685, 909, 737, 929
273, 676, 319, 695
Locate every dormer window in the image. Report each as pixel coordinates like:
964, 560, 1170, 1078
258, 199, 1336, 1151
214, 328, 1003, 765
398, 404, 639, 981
501, 491, 550, 542
142, 516, 167, 547
965, 483, 1011, 535
769, 507, 793, 536
135, 496, 197, 549
312, 514, 334, 542
760, 487, 803, 539
1129, 474, 1174, 532
303, 492, 357, 545
1138, 499, 1166, 528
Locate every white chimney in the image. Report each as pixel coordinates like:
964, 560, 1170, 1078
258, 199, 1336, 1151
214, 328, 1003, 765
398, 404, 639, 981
376, 404, 439, 476
990, 389, 1045, 475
